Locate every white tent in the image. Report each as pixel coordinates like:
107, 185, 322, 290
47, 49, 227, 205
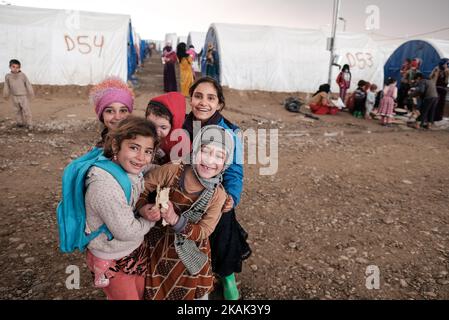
187, 31, 206, 53
204, 23, 386, 93
0, 5, 130, 85
187, 31, 206, 72
164, 33, 177, 48
177, 36, 188, 46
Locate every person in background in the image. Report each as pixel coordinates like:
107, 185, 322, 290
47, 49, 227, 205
336, 64, 352, 102
378, 77, 398, 127
187, 45, 197, 61
405, 58, 421, 102
352, 80, 368, 119
414, 72, 439, 129
177, 42, 194, 97
205, 43, 220, 83
397, 58, 412, 109
3, 59, 34, 130
430, 58, 449, 122
162, 43, 178, 93
308, 84, 339, 115
187, 45, 198, 80
373, 87, 383, 114
365, 83, 378, 119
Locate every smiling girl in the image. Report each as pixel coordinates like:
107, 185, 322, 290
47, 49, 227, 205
84, 116, 160, 300
89, 77, 134, 148
137, 125, 233, 300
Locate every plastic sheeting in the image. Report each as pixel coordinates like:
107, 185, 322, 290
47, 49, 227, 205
128, 22, 138, 79
204, 23, 386, 93
0, 5, 130, 85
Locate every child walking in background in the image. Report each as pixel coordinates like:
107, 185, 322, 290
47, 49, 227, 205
183, 76, 251, 300
89, 77, 135, 148
3, 59, 34, 129
145, 92, 189, 164
378, 77, 398, 126
84, 117, 160, 300
138, 125, 233, 300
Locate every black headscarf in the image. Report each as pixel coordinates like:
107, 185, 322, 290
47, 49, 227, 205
176, 42, 190, 61
313, 84, 331, 97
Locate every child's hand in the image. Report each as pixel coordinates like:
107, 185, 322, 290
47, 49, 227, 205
160, 201, 179, 226
221, 194, 234, 213
139, 204, 161, 222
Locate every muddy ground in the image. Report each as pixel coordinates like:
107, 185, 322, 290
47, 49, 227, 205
0, 54, 448, 300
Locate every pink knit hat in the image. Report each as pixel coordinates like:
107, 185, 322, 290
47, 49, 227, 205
89, 77, 134, 120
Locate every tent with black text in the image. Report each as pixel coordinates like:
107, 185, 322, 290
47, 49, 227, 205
0, 5, 134, 85
203, 23, 386, 93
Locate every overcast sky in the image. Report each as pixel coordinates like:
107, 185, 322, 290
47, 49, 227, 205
5, 0, 449, 40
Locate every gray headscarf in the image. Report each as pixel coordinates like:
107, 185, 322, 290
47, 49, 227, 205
191, 125, 235, 190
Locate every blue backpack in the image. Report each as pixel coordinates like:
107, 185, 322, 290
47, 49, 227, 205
56, 147, 132, 253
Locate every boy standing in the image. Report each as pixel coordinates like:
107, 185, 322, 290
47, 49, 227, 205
3, 59, 34, 129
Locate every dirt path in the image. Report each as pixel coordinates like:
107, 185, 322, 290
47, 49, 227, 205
0, 54, 448, 300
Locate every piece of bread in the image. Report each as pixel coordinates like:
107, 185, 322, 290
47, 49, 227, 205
156, 185, 170, 226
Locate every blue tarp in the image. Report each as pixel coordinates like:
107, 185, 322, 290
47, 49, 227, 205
140, 40, 147, 64
127, 21, 138, 80
384, 40, 442, 83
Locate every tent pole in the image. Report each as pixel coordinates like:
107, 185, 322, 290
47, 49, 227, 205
328, 0, 341, 86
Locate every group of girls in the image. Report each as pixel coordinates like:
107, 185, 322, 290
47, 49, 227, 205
75, 75, 250, 300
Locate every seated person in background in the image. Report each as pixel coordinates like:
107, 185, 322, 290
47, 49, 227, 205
308, 84, 339, 115
365, 83, 378, 119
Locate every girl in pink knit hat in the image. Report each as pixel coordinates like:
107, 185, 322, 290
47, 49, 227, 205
89, 77, 135, 147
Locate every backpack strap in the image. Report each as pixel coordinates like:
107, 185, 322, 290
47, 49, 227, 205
85, 224, 113, 243
90, 157, 133, 241
94, 157, 132, 203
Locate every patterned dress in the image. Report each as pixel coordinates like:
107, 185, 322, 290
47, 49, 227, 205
378, 85, 397, 117
140, 163, 226, 300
